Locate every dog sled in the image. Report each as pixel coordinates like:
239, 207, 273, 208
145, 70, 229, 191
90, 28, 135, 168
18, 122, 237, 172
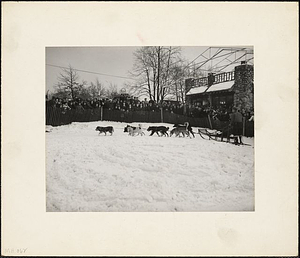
198, 127, 250, 146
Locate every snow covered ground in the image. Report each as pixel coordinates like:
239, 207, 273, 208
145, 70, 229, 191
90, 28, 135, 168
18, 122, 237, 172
46, 121, 254, 212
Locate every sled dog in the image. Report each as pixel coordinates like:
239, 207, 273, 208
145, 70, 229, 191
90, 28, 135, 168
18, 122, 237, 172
170, 122, 190, 137
173, 122, 195, 138
95, 126, 114, 136
147, 126, 169, 137
124, 124, 145, 136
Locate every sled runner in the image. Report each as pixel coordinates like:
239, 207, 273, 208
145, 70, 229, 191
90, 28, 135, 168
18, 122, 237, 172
198, 128, 250, 146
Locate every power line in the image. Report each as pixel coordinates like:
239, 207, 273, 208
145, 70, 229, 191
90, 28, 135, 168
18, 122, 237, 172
182, 47, 212, 71
166, 49, 254, 90
194, 48, 224, 71
158, 48, 231, 88
46, 64, 135, 80
192, 48, 251, 68
216, 54, 251, 72
204, 48, 247, 69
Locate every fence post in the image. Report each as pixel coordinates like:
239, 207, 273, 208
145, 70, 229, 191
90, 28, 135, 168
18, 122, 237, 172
207, 115, 213, 129
242, 116, 245, 136
160, 108, 164, 123
183, 104, 187, 116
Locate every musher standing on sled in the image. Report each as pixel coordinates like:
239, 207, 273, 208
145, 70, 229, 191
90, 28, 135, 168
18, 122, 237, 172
229, 107, 243, 144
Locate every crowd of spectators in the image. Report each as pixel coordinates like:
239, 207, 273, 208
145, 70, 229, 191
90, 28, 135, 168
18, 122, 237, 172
186, 102, 254, 121
46, 94, 254, 120
46, 95, 187, 115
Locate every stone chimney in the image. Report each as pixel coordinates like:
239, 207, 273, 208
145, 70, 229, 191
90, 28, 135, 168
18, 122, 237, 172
233, 63, 254, 111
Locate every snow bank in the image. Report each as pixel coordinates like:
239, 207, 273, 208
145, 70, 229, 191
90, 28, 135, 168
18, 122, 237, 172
46, 121, 254, 212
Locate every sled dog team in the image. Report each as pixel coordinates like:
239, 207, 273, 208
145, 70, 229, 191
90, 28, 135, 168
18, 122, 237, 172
95, 122, 195, 138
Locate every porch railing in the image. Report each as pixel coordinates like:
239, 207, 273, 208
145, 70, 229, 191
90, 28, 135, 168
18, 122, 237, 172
190, 70, 235, 88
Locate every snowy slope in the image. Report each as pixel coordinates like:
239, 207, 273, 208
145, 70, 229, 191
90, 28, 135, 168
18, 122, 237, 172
46, 121, 254, 212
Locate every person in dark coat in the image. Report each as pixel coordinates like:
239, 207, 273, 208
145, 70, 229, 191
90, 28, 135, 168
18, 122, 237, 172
229, 107, 243, 144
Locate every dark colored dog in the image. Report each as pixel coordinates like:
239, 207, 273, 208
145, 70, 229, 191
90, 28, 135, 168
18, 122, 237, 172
95, 126, 114, 136
173, 122, 195, 138
147, 126, 169, 137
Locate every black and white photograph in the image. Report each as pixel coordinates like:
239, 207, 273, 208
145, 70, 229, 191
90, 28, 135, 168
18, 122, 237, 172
3, 2, 298, 256
46, 46, 254, 212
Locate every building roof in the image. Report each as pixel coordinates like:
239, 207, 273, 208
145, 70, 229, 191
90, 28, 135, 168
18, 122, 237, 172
186, 81, 234, 96
206, 80, 234, 93
186, 86, 208, 96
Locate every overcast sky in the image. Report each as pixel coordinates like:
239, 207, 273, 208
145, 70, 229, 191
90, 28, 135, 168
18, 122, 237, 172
46, 46, 253, 95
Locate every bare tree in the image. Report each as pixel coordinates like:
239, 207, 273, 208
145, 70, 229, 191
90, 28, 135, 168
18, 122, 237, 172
76, 80, 90, 99
129, 46, 181, 103
159, 58, 205, 103
55, 65, 84, 99
105, 82, 119, 99
187, 62, 207, 78
168, 62, 186, 102
89, 78, 106, 98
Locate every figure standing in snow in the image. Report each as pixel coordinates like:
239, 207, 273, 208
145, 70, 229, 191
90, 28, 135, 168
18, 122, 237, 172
229, 107, 243, 144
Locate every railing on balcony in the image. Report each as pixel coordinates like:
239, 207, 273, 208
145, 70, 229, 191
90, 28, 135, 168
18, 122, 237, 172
213, 71, 235, 84
190, 70, 235, 88
193, 77, 208, 87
